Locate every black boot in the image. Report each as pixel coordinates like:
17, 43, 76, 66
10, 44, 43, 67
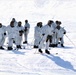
49, 44, 55, 47
49, 44, 52, 47
38, 49, 43, 53
0, 46, 4, 50
55, 44, 58, 47
17, 45, 19, 48
8, 47, 13, 50
45, 49, 50, 54
19, 45, 22, 49
17, 45, 21, 49
61, 44, 64, 47
33, 45, 38, 48
52, 44, 56, 47
23, 41, 27, 44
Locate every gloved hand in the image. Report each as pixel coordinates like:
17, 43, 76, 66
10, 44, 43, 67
53, 32, 55, 33
4, 33, 6, 35
19, 30, 23, 36
64, 32, 66, 34
24, 27, 27, 32
42, 34, 45, 36
19, 30, 24, 33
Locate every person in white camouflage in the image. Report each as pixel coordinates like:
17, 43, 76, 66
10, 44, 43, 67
55, 21, 66, 47
34, 22, 43, 48
0, 23, 6, 50
23, 20, 30, 44
38, 20, 55, 54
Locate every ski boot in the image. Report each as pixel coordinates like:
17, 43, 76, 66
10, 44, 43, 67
45, 49, 50, 54
38, 49, 43, 53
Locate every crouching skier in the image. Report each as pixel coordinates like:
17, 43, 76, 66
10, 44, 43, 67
6, 21, 21, 50
0, 23, 7, 50
55, 21, 66, 47
34, 22, 43, 48
38, 20, 54, 54
16, 21, 24, 49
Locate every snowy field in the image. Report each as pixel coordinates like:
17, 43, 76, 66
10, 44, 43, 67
0, 0, 76, 75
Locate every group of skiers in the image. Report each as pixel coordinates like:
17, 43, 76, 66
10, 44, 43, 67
0, 18, 30, 50
0, 18, 66, 54
34, 20, 66, 54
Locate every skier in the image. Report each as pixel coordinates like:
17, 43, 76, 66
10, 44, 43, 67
23, 20, 30, 44
16, 21, 24, 49
34, 22, 43, 48
55, 21, 66, 47
49, 20, 58, 47
6, 21, 20, 50
0, 23, 6, 50
38, 20, 54, 54
11, 18, 18, 43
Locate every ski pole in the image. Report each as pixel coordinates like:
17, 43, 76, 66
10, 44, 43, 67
65, 34, 76, 47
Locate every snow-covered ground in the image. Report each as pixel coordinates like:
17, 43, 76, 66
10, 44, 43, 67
0, 0, 76, 75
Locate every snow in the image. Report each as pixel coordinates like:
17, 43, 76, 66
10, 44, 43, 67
0, 0, 76, 75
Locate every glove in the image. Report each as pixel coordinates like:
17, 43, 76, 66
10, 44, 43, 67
42, 34, 45, 36
24, 27, 27, 32
19, 30, 24, 33
60, 38, 62, 41
19, 30, 23, 36
53, 32, 55, 33
4, 33, 6, 35
64, 32, 66, 34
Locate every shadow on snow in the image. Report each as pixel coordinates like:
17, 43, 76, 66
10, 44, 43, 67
44, 54, 76, 72
12, 50, 25, 55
